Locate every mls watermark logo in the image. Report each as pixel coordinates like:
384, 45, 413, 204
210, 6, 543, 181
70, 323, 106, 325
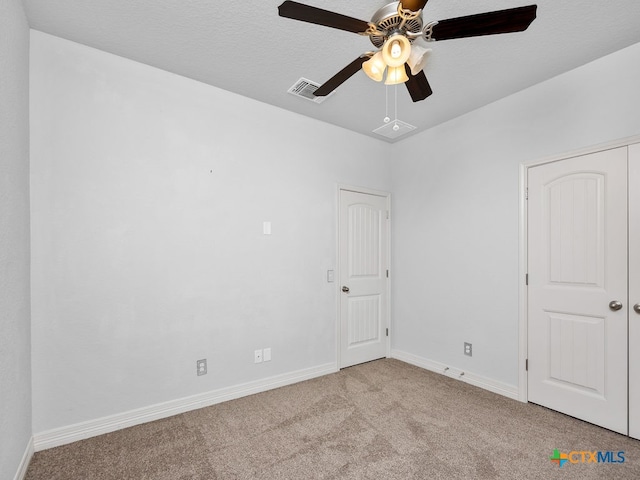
550, 449, 626, 467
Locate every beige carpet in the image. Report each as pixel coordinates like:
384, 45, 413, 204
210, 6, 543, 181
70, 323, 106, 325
26, 359, 640, 479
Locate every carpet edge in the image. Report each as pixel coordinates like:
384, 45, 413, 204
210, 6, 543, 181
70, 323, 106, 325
33, 362, 338, 452
390, 350, 520, 400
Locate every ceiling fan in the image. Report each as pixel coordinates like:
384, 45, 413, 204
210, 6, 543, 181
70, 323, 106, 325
278, 1, 537, 102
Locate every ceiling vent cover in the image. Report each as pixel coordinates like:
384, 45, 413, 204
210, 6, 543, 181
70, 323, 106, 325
373, 119, 416, 140
287, 78, 331, 104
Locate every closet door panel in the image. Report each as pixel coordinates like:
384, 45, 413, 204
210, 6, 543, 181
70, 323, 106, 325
527, 147, 628, 434
629, 143, 640, 440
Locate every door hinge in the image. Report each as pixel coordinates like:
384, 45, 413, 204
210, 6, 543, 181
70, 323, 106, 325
525, 273, 528, 285
525, 188, 528, 200
386, 210, 390, 220
386, 328, 389, 337
386, 269, 389, 278
526, 359, 528, 371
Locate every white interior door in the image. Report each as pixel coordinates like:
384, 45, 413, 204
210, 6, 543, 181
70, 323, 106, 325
630, 143, 640, 440
527, 147, 628, 435
339, 189, 389, 369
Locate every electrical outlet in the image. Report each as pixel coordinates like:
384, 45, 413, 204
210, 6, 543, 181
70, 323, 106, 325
197, 359, 207, 376
464, 342, 472, 357
263, 347, 272, 362
254, 349, 263, 363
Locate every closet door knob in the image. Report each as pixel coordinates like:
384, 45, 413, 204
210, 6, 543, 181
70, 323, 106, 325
342, 286, 350, 293
634, 304, 640, 314
609, 300, 623, 311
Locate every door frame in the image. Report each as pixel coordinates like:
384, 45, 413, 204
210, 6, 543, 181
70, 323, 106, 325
518, 133, 640, 402
336, 184, 391, 370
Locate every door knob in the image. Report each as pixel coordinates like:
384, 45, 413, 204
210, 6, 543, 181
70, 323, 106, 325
634, 304, 640, 314
342, 286, 350, 293
609, 300, 623, 311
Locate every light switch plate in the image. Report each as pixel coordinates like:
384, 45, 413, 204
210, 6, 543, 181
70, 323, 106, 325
263, 222, 271, 235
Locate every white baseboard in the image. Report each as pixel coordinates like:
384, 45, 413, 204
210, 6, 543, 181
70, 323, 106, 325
13, 437, 33, 480
34, 362, 337, 452
391, 350, 519, 400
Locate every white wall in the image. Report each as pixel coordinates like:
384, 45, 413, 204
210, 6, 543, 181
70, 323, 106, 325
28, 20, 640, 441
0, 0, 32, 478
391, 41, 640, 387
30, 31, 392, 434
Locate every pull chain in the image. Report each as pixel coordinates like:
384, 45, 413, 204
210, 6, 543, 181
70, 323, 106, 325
384, 85, 390, 123
393, 85, 400, 131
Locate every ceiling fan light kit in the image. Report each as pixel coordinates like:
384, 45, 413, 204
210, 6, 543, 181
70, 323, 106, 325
407, 45, 431, 76
385, 65, 409, 85
381, 34, 411, 68
278, 1, 537, 102
364, 29, 422, 85
362, 52, 386, 82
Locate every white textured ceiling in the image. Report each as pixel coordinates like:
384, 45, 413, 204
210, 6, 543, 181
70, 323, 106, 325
22, 0, 640, 142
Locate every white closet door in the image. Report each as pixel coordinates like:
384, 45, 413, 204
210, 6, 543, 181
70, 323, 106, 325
528, 147, 628, 434
629, 143, 640, 440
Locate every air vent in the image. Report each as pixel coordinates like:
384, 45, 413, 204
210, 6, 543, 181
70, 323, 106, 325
287, 78, 330, 104
373, 119, 416, 139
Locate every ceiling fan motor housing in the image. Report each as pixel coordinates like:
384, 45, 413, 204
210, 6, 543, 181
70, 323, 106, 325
369, 1, 423, 48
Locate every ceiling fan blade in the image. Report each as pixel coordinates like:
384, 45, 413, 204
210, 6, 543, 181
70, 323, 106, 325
404, 65, 432, 102
431, 5, 537, 41
314, 56, 369, 96
400, 1, 429, 12
278, 1, 370, 34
